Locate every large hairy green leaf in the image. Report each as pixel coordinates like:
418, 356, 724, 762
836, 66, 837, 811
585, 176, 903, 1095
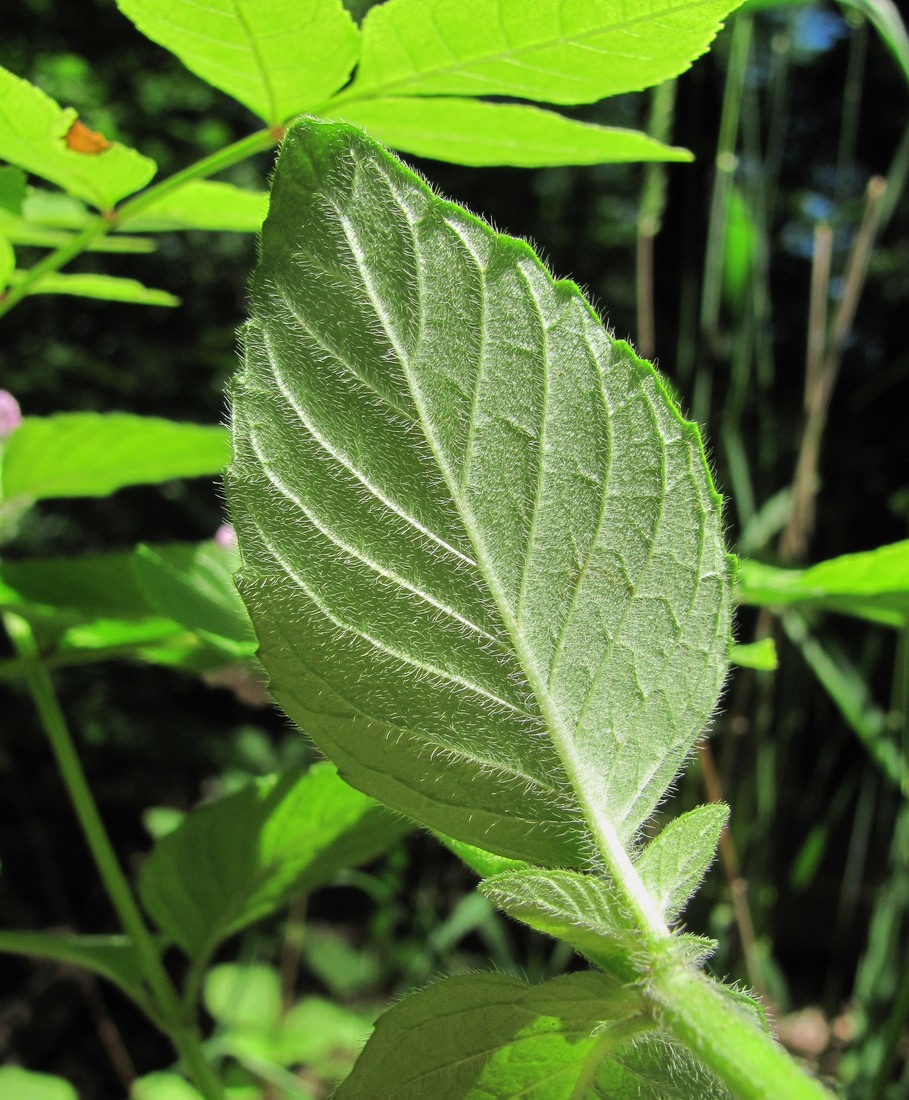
343, 0, 744, 104
228, 120, 731, 868
115, 0, 360, 125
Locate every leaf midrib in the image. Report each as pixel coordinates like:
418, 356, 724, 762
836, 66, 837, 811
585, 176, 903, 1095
322, 165, 671, 936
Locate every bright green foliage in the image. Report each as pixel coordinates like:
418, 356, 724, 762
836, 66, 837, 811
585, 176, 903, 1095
635, 803, 729, 923
737, 540, 909, 627
328, 97, 691, 167
334, 970, 728, 1099
115, 0, 360, 125
7, 270, 178, 306
0, 66, 156, 209
203, 963, 374, 1082
124, 180, 268, 232
0, 233, 13, 291
138, 762, 409, 959
346, 0, 744, 104
0, 413, 228, 504
0, 165, 27, 213
0, 1067, 78, 1100
229, 119, 731, 867
0, 931, 147, 1010
0, 541, 256, 676
131, 1076, 207, 1100
728, 638, 778, 671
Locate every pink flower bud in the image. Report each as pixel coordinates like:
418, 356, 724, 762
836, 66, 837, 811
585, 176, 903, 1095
0, 390, 21, 440
215, 522, 238, 548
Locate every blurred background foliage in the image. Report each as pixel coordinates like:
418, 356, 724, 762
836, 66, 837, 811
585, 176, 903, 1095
1, 0, 908, 1096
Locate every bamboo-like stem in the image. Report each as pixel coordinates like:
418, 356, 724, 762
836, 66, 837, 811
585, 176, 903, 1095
3, 613, 224, 1100
636, 80, 676, 359
698, 741, 766, 1001
780, 178, 885, 561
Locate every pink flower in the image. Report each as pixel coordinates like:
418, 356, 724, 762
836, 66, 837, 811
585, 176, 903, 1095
214, 522, 238, 548
0, 391, 21, 440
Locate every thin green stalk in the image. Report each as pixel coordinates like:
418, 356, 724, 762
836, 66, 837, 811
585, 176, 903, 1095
636, 80, 677, 359
3, 613, 223, 1100
0, 126, 278, 320
700, 15, 752, 349
648, 949, 836, 1100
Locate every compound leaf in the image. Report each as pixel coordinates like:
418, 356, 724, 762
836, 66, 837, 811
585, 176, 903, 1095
329, 97, 691, 167
0, 66, 155, 210
115, 0, 360, 125
345, 0, 743, 105
229, 120, 731, 868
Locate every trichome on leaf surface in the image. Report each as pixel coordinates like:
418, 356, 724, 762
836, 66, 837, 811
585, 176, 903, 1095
226, 118, 834, 1099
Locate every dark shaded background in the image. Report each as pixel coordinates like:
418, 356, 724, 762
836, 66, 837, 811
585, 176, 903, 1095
2, 1, 908, 1094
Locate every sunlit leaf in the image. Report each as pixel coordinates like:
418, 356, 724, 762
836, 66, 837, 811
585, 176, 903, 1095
329, 98, 691, 167
636, 803, 728, 923
737, 541, 909, 627
115, 0, 360, 124
0, 1067, 79, 1100
344, 0, 744, 104
8, 269, 178, 306
0, 414, 228, 504
0, 66, 155, 209
122, 179, 268, 232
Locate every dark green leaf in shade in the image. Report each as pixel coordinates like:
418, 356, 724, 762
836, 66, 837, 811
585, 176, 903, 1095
0, 930, 148, 1010
138, 762, 409, 959
0, 166, 27, 214
334, 970, 732, 1099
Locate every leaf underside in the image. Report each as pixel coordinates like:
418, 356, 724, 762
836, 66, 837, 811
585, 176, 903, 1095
228, 120, 730, 867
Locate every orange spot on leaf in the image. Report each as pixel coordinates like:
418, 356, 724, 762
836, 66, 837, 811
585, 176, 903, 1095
65, 120, 112, 155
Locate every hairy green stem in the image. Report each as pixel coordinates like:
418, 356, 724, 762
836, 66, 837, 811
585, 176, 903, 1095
0, 127, 278, 320
3, 613, 223, 1100
648, 950, 836, 1100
